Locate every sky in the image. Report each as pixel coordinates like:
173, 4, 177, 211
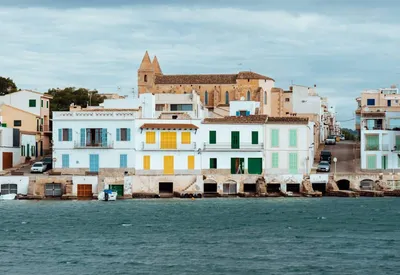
1, 0, 400, 129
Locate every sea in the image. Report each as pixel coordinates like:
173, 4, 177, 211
1, 198, 400, 275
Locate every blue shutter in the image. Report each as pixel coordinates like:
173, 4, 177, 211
62, 154, 69, 168
236, 111, 240, 116
120, 154, 127, 168
246, 111, 250, 116
80, 129, 85, 146
127, 128, 131, 141
68, 129, 72, 141
90, 154, 99, 172
58, 129, 62, 141
102, 129, 107, 147
116, 128, 121, 141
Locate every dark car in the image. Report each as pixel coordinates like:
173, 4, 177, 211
320, 150, 332, 164
42, 157, 53, 171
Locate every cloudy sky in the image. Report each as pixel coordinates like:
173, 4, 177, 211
1, 0, 399, 128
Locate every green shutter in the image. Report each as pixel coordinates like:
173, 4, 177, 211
289, 129, 297, 147
366, 135, 379, 150
289, 153, 298, 174
41, 100, 43, 107
252, 131, 258, 144
272, 153, 279, 168
396, 136, 400, 149
231, 158, 245, 174
29, 99, 36, 107
382, 155, 388, 169
271, 129, 279, 147
248, 158, 262, 174
209, 131, 216, 144
231, 158, 236, 174
210, 158, 217, 169
367, 155, 377, 169
231, 131, 240, 149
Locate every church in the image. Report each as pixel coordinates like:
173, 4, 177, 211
137, 51, 275, 115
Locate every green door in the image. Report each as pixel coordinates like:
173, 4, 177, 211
231, 131, 240, 149
248, 158, 262, 174
110, 185, 124, 197
382, 156, 388, 169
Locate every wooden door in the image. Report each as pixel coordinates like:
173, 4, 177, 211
77, 184, 92, 197
2, 152, 13, 170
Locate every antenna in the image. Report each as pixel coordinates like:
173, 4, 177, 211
132, 88, 136, 98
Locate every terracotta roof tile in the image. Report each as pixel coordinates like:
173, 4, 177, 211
140, 123, 198, 129
237, 71, 274, 81
203, 115, 268, 124
266, 117, 309, 124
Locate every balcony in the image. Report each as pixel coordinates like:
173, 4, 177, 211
365, 144, 379, 151
74, 141, 114, 149
203, 142, 264, 151
141, 142, 197, 151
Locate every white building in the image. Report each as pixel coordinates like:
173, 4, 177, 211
0, 127, 21, 171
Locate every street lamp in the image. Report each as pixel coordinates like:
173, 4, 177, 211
391, 146, 397, 176
333, 157, 337, 176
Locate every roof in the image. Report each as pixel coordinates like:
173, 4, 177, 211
266, 117, 309, 124
203, 115, 268, 124
77, 108, 139, 112
140, 123, 199, 130
154, 71, 274, 85
18, 90, 53, 99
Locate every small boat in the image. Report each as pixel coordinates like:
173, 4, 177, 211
98, 189, 117, 201
286, 191, 294, 197
0, 193, 17, 200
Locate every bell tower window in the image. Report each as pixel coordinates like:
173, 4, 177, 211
144, 75, 148, 82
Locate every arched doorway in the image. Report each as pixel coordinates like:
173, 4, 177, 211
360, 179, 374, 191
223, 180, 237, 195
336, 179, 350, 190
203, 179, 217, 195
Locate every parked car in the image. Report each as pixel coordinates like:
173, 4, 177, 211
340, 135, 345, 141
31, 162, 47, 173
325, 135, 336, 145
42, 157, 53, 170
317, 161, 331, 172
320, 150, 332, 164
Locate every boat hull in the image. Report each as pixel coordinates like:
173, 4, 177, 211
0, 194, 17, 200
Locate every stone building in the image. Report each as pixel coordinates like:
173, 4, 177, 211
137, 51, 275, 116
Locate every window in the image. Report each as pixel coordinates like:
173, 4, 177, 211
163, 156, 174, 174
210, 158, 217, 169
21, 145, 25, 156
181, 132, 191, 144
13, 120, 22, 127
382, 155, 388, 169
264, 91, 267, 104
252, 131, 259, 144
367, 99, 375, 106
29, 99, 36, 107
205, 91, 208, 105
188, 155, 194, 170
31, 146, 35, 157
41, 118, 44, 125
117, 128, 131, 141
396, 136, 400, 149
271, 129, 279, 147
247, 90, 251, 101
160, 132, 177, 149
289, 129, 297, 147
172, 115, 178, 119
236, 110, 249, 116
231, 131, 240, 149
120, 154, 127, 168
1, 123, 6, 127
366, 135, 379, 150
388, 100, 392, 107
144, 74, 148, 82
155, 104, 164, 111
41, 100, 43, 107
170, 104, 193, 111
289, 153, 298, 174
209, 131, 216, 144
231, 158, 244, 174
225, 91, 229, 104
272, 152, 279, 168
367, 155, 377, 169
84, 128, 107, 147
62, 154, 70, 168
285, 98, 290, 102
58, 128, 72, 141
146, 132, 156, 144
46, 101, 49, 108
248, 158, 262, 174
143, 156, 150, 170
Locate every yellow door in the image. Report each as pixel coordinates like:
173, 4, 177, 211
164, 156, 174, 174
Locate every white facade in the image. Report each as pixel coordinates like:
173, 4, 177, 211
260, 79, 274, 116
0, 176, 29, 194
0, 127, 21, 170
292, 85, 322, 116
71, 176, 99, 196
229, 101, 260, 116
0, 90, 50, 117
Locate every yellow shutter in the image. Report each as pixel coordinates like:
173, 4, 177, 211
188, 155, 194, 170
161, 132, 177, 149
146, 132, 156, 144
143, 155, 150, 170
181, 132, 191, 144
164, 156, 174, 174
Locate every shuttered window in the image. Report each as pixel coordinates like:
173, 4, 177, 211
209, 131, 216, 144
272, 153, 279, 168
80, 129, 85, 146
120, 154, 127, 168
117, 128, 131, 141
146, 132, 156, 144
231, 131, 240, 149
181, 132, 191, 144
62, 154, 69, 168
210, 158, 217, 169
163, 156, 174, 174
288, 153, 298, 174
289, 129, 297, 147
367, 155, 377, 169
396, 136, 400, 149
271, 129, 279, 147
143, 156, 150, 170
188, 155, 195, 170
161, 132, 177, 149
248, 158, 262, 174
252, 131, 258, 144
29, 99, 36, 107
366, 135, 379, 150
231, 158, 244, 174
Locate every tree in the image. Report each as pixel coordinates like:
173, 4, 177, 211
0, 77, 17, 95
341, 128, 358, 141
47, 87, 105, 116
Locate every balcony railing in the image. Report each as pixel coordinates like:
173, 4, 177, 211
204, 142, 264, 151
74, 141, 114, 149
365, 144, 379, 151
141, 142, 197, 151
40, 124, 51, 132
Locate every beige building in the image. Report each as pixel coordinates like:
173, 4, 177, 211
137, 51, 275, 116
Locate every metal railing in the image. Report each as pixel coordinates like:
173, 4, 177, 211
74, 141, 114, 149
365, 144, 379, 151
141, 141, 197, 150
204, 142, 264, 150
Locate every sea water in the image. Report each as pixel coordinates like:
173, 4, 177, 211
1, 198, 400, 275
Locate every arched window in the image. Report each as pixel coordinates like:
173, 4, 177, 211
247, 90, 251, 101
205, 91, 208, 105
144, 75, 148, 82
264, 91, 267, 104
225, 91, 229, 104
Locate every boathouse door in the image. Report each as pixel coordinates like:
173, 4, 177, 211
45, 183, 63, 197
1, 184, 17, 194
77, 184, 93, 198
